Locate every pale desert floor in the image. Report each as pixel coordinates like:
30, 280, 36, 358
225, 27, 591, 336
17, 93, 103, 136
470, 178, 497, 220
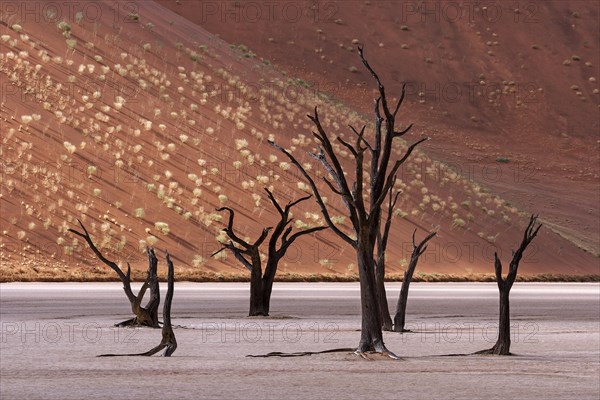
0, 282, 598, 400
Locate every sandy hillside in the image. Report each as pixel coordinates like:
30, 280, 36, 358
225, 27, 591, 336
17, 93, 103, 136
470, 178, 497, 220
164, 0, 600, 255
0, 1, 598, 281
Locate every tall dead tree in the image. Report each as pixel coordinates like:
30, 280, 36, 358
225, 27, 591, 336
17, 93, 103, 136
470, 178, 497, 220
69, 219, 160, 327
214, 189, 326, 316
393, 229, 437, 332
271, 46, 428, 356
478, 214, 541, 355
99, 251, 177, 357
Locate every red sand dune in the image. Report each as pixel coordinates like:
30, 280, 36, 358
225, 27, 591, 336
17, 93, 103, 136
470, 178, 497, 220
0, 1, 598, 280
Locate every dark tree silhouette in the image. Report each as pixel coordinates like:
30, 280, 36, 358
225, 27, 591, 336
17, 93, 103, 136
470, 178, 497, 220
69, 219, 160, 327
214, 189, 326, 316
374, 189, 400, 330
393, 229, 437, 332
477, 214, 542, 355
271, 47, 428, 356
99, 251, 177, 357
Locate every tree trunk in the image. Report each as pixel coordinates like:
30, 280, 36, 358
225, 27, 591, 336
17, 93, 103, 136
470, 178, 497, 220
393, 265, 416, 332
392, 230, 436, 332
99, 251, 177, 357
393, 277, 411, 332
119, 308, 158, 328
490, 288, 511, 355
159, 251, 177, 356
356, 243, 386, 353
118, 249, 160, 328
249, 259, 268, 316
375, 256, 393, 331
477, 215, 541, 356
261, 276, 275, 316
216, 200, 324, 318
146, 252, 160, 326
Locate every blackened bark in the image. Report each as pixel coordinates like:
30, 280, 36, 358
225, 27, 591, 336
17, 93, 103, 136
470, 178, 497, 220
156, 250, 177, 357
249, 253, 267, 316
357, 242, 386, 353
374, 183, 400, 331
146, 250, 160, 326
393, 283, 409, 333
261, 281, 273, 315
393, 255, 421, 332
260, 259, 278, 315
393, 230, 436, 332
490, 289, 511, 355
375, 256, 393, 331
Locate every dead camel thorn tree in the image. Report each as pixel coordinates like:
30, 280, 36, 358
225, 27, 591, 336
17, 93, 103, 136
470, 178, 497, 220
373, 185, 436, 331
213, 188, 327, 316
99, 250, 177, 357
69, 219, 160, 328
271, 46, 429, 357
476, 214, 542, 355
393, 229, 437, 332
374, 187, 400, 331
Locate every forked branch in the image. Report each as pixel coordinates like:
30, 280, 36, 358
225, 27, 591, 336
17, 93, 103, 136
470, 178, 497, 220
69, 219, 160, 327
495, 214, 542, 290
268, 140, 356, 247
68, 219, 132, 292
214, 189, 327, 316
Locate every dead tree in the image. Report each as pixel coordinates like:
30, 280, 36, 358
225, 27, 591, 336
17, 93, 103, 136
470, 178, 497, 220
69, 219, 160, 327
393, 230, 437, 332
271, 46, 428, 356
477, 214, 541, 355
374, 188, 400, 330
213, 189, 326, 316
99, 251, 177, 357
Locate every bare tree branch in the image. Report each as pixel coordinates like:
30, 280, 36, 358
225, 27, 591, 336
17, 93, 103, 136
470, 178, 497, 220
392, 83, 407, 117
371, 137, 430, 213
279, 226, 328, 256
349, 124, 373, 151
358, 45, 391, 119
264, 188, 284, 216
506, 214, 542, 288
212, 242, 254, 271
337, 136, 359, 157
309, 146, 358, 226
216, 207, 252, 249
379, 188, 401, 254
322, 177, 344, 196
308, 108, 356, 203
68, 219, 130, 287
393, 123, 414, 138
269, 140, 356, 247
286, 193, 313, 210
